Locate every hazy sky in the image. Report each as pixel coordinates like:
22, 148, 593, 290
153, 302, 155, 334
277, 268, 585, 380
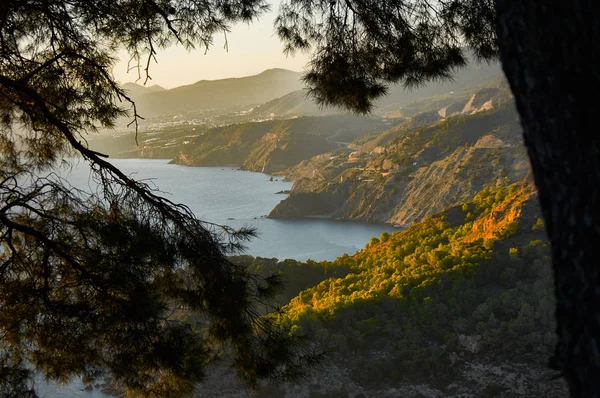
111, 4, 310, 89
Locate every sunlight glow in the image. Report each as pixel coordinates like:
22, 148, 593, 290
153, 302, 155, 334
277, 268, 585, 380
111, 4, 311, 88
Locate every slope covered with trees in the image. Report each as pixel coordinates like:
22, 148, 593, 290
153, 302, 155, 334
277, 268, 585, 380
219, 181, 566, 397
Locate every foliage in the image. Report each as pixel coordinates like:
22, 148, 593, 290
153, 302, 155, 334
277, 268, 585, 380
276, 0, 497, 112
231, 255, 354, 305
0, 1, 318, 396
275, 182, 555, 383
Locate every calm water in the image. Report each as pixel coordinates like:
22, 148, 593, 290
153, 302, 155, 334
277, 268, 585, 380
58, 158, 395, 261
36, 158, 395, 397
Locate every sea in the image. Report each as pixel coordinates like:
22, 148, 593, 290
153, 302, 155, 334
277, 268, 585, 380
34, 158, 395, 397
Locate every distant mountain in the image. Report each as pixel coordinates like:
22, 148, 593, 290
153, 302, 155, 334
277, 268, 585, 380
236, 61, 504, 121
121, 82, 166, 98
115, 62, 502, 122
127, 68, 303, 117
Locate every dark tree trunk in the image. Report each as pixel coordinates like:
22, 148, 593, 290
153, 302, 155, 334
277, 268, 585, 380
495, 1, 600, 396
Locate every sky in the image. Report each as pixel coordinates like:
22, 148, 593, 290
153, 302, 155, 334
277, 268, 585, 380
111, 4, 311, 89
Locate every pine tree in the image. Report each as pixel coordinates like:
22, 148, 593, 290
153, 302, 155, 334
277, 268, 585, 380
0, 1, 316, 396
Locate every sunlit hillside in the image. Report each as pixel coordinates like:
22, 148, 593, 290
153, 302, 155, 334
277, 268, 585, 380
215, 182, 563, 397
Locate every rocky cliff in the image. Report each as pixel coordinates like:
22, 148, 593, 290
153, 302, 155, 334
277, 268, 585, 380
269, 82, 530, 226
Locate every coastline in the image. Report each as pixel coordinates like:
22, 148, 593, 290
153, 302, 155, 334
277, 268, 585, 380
102, 156, 401, 229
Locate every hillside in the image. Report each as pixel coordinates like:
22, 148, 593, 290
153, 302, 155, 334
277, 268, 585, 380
269, 80, 528, 226
89, 115, 397, 174
275, 182, 563, 397
192, 182, 566, 397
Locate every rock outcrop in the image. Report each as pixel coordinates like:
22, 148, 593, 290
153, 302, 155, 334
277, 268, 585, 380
270, 96, 528, 227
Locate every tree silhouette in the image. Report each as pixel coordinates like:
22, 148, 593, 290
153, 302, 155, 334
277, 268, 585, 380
0, 1, 317, 396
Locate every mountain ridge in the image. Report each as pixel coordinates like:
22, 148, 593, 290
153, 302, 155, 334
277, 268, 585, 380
115, 62, 503, 124
122, 68, 304, 118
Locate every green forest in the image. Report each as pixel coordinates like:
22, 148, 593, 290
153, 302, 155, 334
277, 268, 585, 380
229, 181, 562, 396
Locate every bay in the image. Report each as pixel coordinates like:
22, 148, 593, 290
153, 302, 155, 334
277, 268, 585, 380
61, 158, 395, 262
